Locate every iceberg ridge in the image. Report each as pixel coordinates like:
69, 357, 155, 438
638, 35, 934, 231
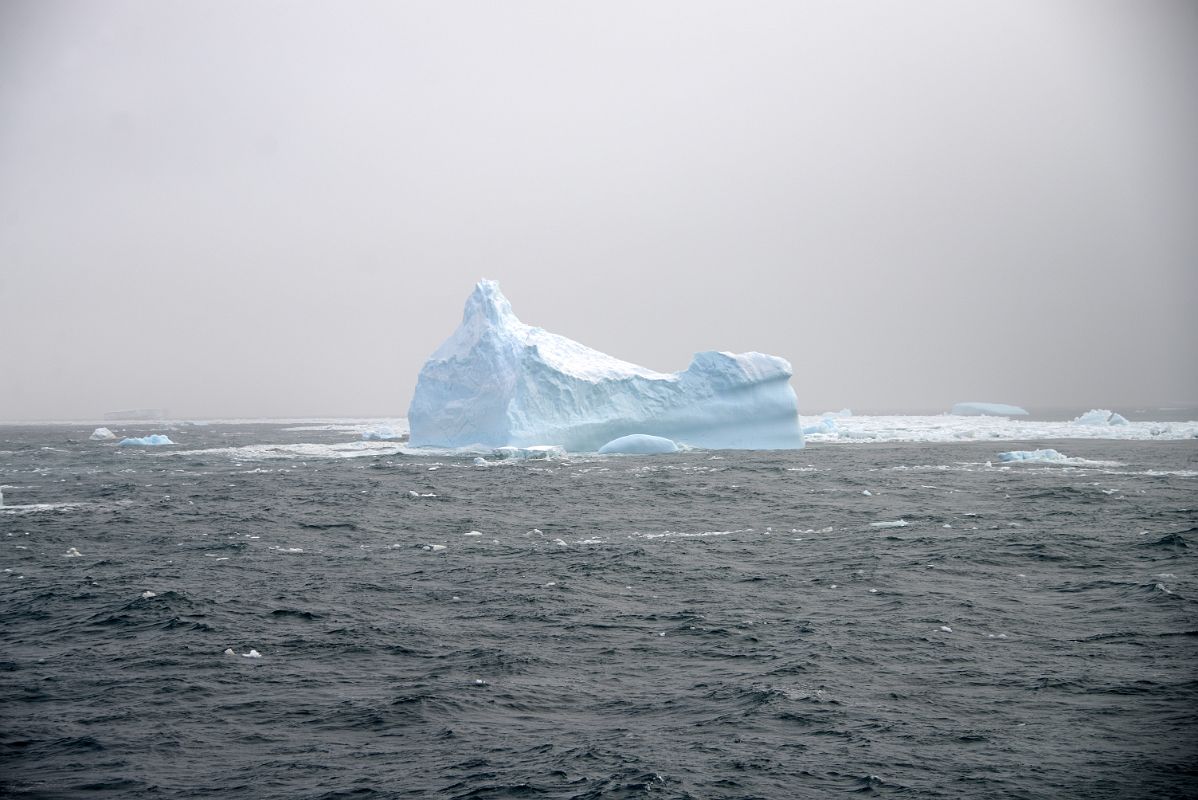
408, 281, 804, 451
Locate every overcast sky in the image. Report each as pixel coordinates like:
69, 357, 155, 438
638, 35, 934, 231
2, 1, 1195, 420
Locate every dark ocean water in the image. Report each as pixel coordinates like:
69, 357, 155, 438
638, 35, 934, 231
1, 424, 1196, 799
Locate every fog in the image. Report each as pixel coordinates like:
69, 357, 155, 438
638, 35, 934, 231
2, 1, 1195, 420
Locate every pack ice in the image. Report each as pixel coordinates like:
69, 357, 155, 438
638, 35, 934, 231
408, 281, 804, 451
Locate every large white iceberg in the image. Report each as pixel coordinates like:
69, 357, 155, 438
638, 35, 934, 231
951, 402, 1029, 417
408, 281, 804, 451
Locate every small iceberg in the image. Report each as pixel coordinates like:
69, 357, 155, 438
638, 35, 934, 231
802, 418, 839, 435
1072, 409, 1130, 426
951, 402, 1029, 417
998, 448, 1067, 462
361, 427, 403, 441
598, 434, 679, 454
64, 547, 83, 557
118, 434, 174, 447
89, 427, 117, 441
870, 519, 909, 528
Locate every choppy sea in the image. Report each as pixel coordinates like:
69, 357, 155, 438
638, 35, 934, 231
1, 422, 1196, 798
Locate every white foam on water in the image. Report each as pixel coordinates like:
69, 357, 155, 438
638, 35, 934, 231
179, 441, 403, 461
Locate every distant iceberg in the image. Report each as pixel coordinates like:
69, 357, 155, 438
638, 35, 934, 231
1073, 409, 1129, 426
89, 427, 117, 441
951, 402, 1029, 417
408, 281, 804, 451
117, 434, 174, 446
361, 427, 403, 441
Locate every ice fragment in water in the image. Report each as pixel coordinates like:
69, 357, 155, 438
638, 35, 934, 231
598, 434, 679, 454
1072, 408, 1130, 426
998, 449, 1066, 462
89, 427, 117, 440
118, 434, 174, 446
63, 547, 83, 557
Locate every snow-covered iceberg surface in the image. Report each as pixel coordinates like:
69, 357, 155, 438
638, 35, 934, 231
89, 427, 117, 441
951, 402, 1029, 417
408, 281, 804, 451
117, 434, 174, 446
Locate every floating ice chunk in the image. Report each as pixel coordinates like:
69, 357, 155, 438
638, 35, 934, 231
118, 434, 174, 447
141, 590, 157, 599
870, 520, 908, 528
242, 649, 262, 658
492, 445, 566, 460
598, 434, 679, 455
939, 626, 953, 633
224, 648, 236, 656
998, 448, 1066, 463
407, 491, 437, 498
862, 490, 872, 496
361, 426, 403, 441
553, 538, 568, 546
1073, 409, 1129, 426
89, 427, 117, 441
63, 547, 83, 557
473, 457, 490, 466
421, 544, 447, 552
951, 402, 1029, 417
473, 678, 487, 685
802, 417, 838, 435
408, 280, 804, 451
463, 530, 483, 537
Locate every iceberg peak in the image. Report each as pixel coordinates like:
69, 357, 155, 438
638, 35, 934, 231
408, 281, 804, 451
462, 279, 519, 327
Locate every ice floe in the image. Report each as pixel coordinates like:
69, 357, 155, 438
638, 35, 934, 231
118, 434, 174, 446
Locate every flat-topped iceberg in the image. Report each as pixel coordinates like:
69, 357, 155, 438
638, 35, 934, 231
408, 281, 804, 451
951, 402, 1029, 417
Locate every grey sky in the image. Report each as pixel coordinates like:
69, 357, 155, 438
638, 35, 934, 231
2, 1, 1195, 420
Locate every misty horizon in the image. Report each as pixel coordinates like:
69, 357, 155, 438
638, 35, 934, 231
3, 1, 1196, 421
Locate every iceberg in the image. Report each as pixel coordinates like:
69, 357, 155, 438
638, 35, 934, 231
89, 427, 117, 441
598, 434, 679, 454
361, 426, 403, 441
117, 434, 175, 446
408, 281, 804, 451
1073, 409, 1129, 426
951, 402, 1029, 417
